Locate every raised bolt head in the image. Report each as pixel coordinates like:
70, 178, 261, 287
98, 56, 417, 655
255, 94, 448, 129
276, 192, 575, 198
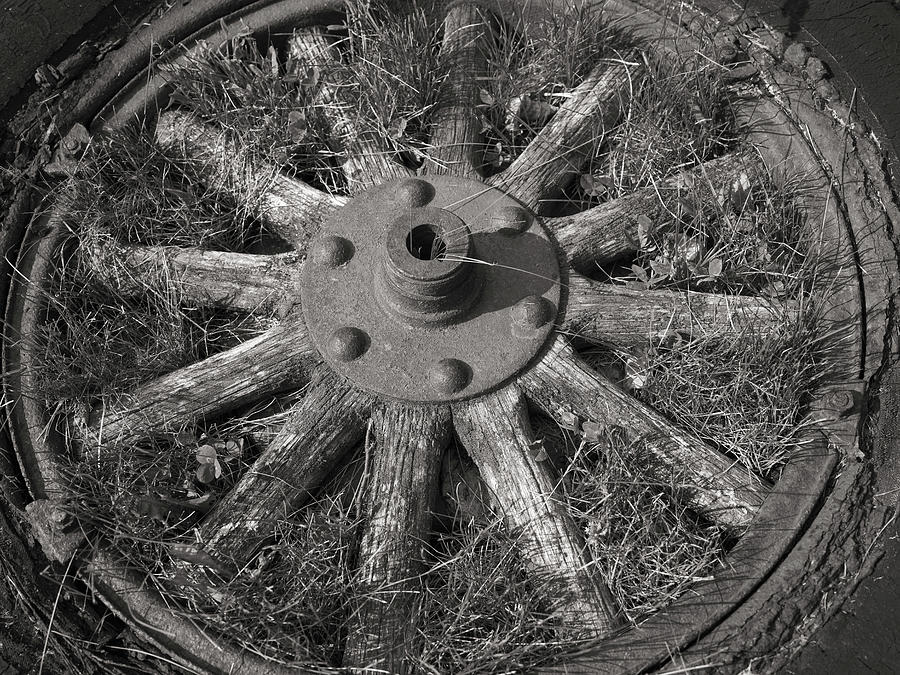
511, 295, 553, 330
428, 358, 470, 395
310, 235, 353, 268
394, 178, 434, 207
328, 327, 369, 362
491, 205, 532, 234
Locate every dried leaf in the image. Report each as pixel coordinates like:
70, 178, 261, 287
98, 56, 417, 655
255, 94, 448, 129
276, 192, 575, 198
196, 444, 217, 464
478, 88, 494, 105
581, 420, 604, 443
631, 264, 649, 283
636, 214, 654, 248
708, 257, 723, 277
528, 440, 549, 462
388, 117, 408, 140
195, 462, 219, 484
168, 543, 231, 574
559, 411, 580, 431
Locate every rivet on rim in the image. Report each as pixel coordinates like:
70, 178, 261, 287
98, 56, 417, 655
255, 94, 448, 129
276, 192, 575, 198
310, 235, 354, 268
491, 205, 532, 234
428, 358, 471, 394
328, 327, 369, 362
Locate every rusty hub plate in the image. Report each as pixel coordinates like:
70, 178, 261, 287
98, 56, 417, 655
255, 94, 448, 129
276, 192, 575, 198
301, 176, 560, 402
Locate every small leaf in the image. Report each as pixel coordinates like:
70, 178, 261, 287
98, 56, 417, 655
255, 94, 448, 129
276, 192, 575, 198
636, 214, 654, 248
631, 264, 649, 283
224, 438, 244, 459
708, 257, 723, 277
267, 45, 279, 76
581, 420, 604, 443
478, 88, 494, 105
287, 110, 308, 143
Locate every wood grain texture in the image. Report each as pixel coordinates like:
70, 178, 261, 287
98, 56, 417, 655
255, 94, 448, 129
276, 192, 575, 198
199, 365, 374, 567
93, 244, 301, 313
453, 385, 619, 635
519, 336, 770, 529
427, 2, 491, 178
343, 403, 451, 674
288, 28, 415, 192
487, 54, 636, 211
88, 319, 318, 447
155, 111, 346, 247
546, 153, 765, 270
564, 271, 794, 348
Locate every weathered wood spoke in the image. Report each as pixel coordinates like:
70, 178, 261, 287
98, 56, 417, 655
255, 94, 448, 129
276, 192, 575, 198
199, 366, 374, 567
88, 319, 317, 447
519, 336, 771, 529
155, 111, 346, 248
546, 153, 766, 270
288, 28, 415, 192
344, 403, 451, 674
427, 2, 492, 178
453, 385, 620, 635
89, 243, 301, 313
486, 53, 637, 211
564, 270, 795, 348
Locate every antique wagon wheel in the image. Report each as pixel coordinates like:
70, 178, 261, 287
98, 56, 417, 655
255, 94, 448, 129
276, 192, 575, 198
2, 0, 897, 673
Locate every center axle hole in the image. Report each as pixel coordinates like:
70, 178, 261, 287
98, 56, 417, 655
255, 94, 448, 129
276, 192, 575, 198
406, 224, 447, 261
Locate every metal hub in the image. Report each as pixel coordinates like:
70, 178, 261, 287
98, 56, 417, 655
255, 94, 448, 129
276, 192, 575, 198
301, 176, 561, 402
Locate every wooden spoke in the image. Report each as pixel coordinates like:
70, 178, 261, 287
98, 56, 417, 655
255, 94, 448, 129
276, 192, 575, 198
155, 111, 346, 247
288, 28, 415, 191
546, 153, 766, 271
564, 270, 795, 348
89, 243, 301, 313
427, 2, 492, 178
519, 335, 771, 529
344, 403, 452, 674
453, 385, 620, 635
87, 319, 317, 447
199, 366, 374, 567
486, 53, 637, 211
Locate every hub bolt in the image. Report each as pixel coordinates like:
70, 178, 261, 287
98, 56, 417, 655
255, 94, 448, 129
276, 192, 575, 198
328, 327, 369, 362
310, 235, 354, 268
394, 178, 435, 208
491, 205, 532, 234
511, 295, 554, 335
428, 358, 471, 394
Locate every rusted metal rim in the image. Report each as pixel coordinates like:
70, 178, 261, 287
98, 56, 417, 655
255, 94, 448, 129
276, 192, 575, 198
1, 0, 894, 672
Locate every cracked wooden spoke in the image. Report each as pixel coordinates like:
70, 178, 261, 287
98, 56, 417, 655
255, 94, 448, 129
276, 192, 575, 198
199, 366, 374, 567
564, 271, 795, 348
453, 385, 620, 635
547, 153, 766, 271
288, 28, 415, 192
155, 111, 346, 247
91, 243, 300, 313
487, 53, 637, 211
427, 2, 492, 178
520, 336, 771, 529
344, 403, 451, 674
88, 319, 317, 447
